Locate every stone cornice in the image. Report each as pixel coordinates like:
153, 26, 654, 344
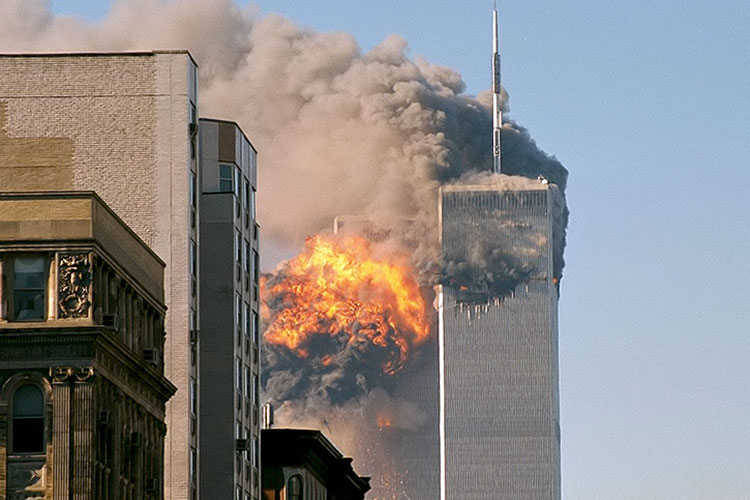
0, 328, 176, 407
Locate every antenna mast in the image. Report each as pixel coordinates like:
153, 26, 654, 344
492, 2, 502, 173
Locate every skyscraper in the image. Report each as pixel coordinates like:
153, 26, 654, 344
438, 181, 561, 500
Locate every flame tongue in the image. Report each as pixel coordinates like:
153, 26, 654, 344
262, 235, 429, 375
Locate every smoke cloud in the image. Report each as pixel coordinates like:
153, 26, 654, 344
1, 1, 568, 497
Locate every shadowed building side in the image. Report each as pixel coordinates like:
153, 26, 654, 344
198, 119, 261, 500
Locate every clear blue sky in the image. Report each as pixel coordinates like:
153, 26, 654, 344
51, 1, 750, 498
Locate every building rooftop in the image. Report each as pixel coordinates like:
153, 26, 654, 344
0, 191, 165, 304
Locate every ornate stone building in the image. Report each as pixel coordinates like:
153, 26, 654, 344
0, 192, 176, 500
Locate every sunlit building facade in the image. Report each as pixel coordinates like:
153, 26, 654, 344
0, 51, 201, 500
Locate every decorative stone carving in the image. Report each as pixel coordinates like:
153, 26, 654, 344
74, 366, 94, 381
50, 366, 73, 383
7, 462, 47, 500
58, 253, 92, 318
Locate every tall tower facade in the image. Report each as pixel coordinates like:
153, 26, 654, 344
438, 182, 561, 500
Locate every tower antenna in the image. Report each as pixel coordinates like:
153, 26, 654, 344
492, 2, 502, 173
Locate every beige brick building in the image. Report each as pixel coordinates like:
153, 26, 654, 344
0, 52, 201, 500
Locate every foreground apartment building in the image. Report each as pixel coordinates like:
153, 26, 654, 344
0, 52, 201, 500
198, 118, 261, 500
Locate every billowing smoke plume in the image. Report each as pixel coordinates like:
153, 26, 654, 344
0, 2, 568, 497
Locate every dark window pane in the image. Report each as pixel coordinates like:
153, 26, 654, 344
219, 164, 233, 192
13, 257, 45, 321
14, 290, 45, 320
13, 418, 44, 453
288, 475, 302, 500
14, 385, 43, 416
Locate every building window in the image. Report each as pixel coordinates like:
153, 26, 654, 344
234, 166, 241, 200
250, 187, 256, 220
243, 239, 249, 274
252, 312, 259, 345
252, 374, 259, 407
244, 365, 250, 399
190, 378, 197, 416
236, 358, 242, 392
189, 102, 197, 159
190, 447, 197, 485
243, 179, 250, 225
190, 171, 197, 208
236, 293, 242, 327
288, 475, 302, 500
12, 256, 46, 321
12, 384, 45, 453
236, 230, 242, 264
219, 164, 233, 192
190, 240, 197, 277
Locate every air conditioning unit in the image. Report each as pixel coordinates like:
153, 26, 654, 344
235, 438, 249, 451
142, 348, 159, 367
145, 478, 158, 492
102, 313, 119, 330
98, 410, 111, 426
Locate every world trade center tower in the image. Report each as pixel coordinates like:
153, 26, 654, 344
437, 181, 561, 500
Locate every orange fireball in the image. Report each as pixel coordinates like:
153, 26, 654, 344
262, 235, 429, 374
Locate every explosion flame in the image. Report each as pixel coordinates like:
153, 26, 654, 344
262, 235, 429, 375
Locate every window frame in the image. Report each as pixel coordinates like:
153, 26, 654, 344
4, 254, 48, 322
219, 164, 234, 193
288, 475, 303, 500
10, 383, 46, 455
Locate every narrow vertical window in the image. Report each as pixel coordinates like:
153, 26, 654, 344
288, 475, 302, 500
189, 171, 197, 208
252, 312, 259, 346
190, 378, 197, 416
234, 166, 241, 200
250, 187, 256, 220
236, 231, 242, 264
236, 358, 242, 392
12, 384, 45, 453
244, 365, 250, 399
190, 240, 197, 277
219, 164, 233, 192
235, 293, 242, 328
13, 256, 46, 321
